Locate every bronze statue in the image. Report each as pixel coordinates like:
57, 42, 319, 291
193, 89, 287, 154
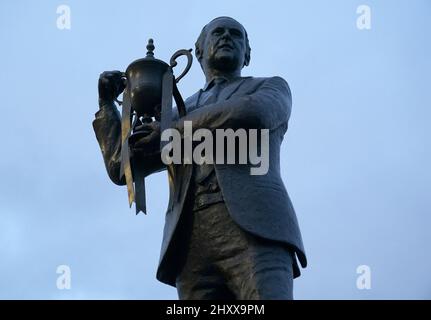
93, 16, 307, 300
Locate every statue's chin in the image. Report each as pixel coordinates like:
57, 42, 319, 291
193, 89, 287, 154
209, 55, 240, 73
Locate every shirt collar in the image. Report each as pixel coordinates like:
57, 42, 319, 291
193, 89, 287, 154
202, 75, 238, 91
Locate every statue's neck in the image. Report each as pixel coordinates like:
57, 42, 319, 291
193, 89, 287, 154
203, 67, 241, 84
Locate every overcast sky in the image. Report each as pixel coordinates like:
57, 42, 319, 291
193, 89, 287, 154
0, 0, 430, 299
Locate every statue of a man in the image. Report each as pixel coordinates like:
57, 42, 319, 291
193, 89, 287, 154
93, 16, 306, 299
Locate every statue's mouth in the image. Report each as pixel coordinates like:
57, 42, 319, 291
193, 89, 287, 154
217, 43, 234, 50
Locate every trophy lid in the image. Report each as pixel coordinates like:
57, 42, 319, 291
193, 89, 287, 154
145, 38, 155, 58
125, 39, 169, 74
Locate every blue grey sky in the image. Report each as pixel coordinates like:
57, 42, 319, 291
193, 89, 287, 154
0, 0, 430, 299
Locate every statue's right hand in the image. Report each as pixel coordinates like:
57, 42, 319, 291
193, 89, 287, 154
98, 70, 126, 103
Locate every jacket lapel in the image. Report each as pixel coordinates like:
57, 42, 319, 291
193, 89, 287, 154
218, 77, 249, 102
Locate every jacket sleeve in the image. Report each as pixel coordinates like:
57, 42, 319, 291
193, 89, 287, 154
175, 76, 292, 132
92, 102, 165, 186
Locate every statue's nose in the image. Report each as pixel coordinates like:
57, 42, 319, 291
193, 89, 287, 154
220, 30, 231, 39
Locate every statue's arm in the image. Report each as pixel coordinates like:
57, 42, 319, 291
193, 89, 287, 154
175, 76, 292, 132
92, 102, 165, 186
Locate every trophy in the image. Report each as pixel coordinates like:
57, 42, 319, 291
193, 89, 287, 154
119, 39, 193, 214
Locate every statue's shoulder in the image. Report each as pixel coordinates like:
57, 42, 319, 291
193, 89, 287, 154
184, 90, 201, 108
241, 76, 290, 94
246, 76, 289, 86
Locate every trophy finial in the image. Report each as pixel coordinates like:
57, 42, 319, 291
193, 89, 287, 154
146, 39, 155, 57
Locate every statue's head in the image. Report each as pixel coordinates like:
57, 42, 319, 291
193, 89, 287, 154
195, 17, 251, 76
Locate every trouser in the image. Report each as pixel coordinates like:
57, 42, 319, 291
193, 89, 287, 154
175, 201, 294, 300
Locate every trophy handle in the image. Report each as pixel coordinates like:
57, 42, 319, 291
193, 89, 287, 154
170, 49, 193, 83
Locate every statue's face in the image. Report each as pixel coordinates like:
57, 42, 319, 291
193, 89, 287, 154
202, 18, 247, 73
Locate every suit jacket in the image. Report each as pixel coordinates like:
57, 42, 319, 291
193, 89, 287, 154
93, 76, 307, 286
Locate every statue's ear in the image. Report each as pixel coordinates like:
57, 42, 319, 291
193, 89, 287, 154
195, 47, 202, 62
244, 51, 251, 67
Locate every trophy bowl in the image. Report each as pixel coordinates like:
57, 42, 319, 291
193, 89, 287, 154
125, 39, 169, 119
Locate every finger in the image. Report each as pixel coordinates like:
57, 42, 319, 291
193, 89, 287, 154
135, 123, 153, 131
119, 78, 127, 91
100, 71, 122, 80
134, 132, 158, 147
111, 71, 125, 81
134, 130, 152, 137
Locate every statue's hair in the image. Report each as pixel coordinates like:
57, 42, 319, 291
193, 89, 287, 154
195, 16, 251, 67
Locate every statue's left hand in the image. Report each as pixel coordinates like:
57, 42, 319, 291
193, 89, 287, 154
98, 70, 126, 104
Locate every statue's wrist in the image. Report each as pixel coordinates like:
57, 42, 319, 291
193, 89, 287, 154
98, 98, 115, 109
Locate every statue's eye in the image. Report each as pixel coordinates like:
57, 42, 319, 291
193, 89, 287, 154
231, 29, 242, 38
212, 28, 223, 36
